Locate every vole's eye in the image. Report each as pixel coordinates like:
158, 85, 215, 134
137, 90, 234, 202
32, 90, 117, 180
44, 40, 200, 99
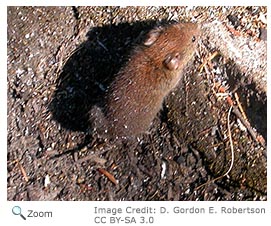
192, 36, 196, 42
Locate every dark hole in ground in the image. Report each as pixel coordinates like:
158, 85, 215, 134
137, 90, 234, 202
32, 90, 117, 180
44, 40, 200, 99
225, 62, 267, 141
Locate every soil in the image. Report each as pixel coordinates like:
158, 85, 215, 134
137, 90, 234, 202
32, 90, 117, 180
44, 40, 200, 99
7, 6, 267, 201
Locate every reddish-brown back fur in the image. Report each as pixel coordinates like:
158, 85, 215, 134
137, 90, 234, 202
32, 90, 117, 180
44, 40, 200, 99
105, 22, 200, 138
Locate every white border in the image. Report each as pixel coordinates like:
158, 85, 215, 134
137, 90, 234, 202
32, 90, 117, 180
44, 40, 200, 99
4, 0, 270, 6
1, 4, 7, 203
1, 1, 270, 225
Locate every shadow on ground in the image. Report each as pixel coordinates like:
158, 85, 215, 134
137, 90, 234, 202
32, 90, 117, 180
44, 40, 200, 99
49, 20, 162, 132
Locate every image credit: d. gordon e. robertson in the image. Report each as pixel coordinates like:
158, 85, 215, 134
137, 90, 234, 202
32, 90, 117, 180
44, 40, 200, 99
92, 205, 266, 224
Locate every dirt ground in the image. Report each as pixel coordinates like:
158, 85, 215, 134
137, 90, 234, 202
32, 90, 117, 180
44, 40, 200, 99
7, 6, 267, 201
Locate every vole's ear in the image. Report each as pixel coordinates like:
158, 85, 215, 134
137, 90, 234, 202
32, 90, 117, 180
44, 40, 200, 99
163, 53, 181, 71
143, 26, 163, 46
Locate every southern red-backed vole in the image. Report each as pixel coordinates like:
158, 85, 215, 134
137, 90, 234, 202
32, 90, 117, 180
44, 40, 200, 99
104, 22, 200, 138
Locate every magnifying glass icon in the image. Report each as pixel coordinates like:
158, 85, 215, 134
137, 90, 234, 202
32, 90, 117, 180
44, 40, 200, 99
12, 206, 26, 220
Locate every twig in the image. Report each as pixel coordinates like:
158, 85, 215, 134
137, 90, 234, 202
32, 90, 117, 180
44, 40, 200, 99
215, 86, 265, 147
234, 93, 248, 121
232, 106, 257, 142
193, 106, 234, 191
198, 51, 220, 73
98, 168, 118, 185
16, 159, 29, 182
232, 104, 265, 147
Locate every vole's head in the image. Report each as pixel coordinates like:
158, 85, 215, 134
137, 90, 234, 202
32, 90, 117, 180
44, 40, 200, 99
143, 22, 200, 72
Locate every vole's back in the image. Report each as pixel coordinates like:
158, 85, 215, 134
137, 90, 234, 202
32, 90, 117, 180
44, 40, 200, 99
104, 22, 200, 139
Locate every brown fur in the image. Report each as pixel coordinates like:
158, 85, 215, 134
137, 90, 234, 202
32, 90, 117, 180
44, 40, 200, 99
105, 22, 200, 138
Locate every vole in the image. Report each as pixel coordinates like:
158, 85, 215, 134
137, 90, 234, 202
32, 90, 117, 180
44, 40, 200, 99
104, 22, 200, 139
